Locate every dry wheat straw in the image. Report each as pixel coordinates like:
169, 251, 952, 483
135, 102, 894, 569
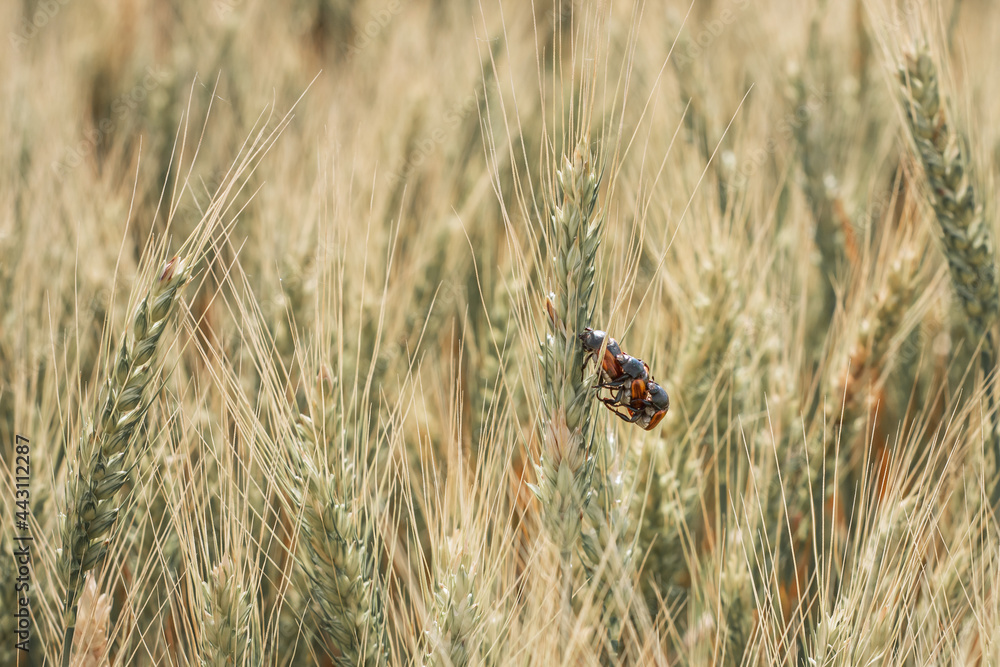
59, 255, 192, 666
899, 46, 1000, 497
199, 555, 257, 667
639, 248, 741, 605
789, 246, 918, 620
808, 497, 917, 666
287, 416, 385, 666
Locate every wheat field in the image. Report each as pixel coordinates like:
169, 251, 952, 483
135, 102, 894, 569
2, 0, 1000, 665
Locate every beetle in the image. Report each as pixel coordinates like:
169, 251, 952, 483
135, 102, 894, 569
636, 381, 670, 430
579, 327, 669, 430
602, 380, 670, 430
579, 327, 624, 380
596, 353, 650, 407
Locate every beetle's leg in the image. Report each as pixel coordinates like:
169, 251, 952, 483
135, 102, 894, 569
597, 383, 631, 408
601, 399, 642, 423
596, 375, 631, 391
594, 377, 628, 407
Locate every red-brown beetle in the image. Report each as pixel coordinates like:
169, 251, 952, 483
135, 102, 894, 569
597, 353, 649, 407
602, 379, 670, 431
580, 328, 668, 430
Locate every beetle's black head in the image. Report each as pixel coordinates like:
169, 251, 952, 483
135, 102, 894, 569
646, 381, 670, 410
579, 328, 606, 350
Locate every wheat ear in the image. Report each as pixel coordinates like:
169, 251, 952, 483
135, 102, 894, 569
288, 417, 385, 667
790, 69, 847, 290
531, 140, 602, 646
899, 47, 1000, 498
59, 255, 192, 666
823, 247, 918, 484
424, 562, 482, 667
67, 575, 111, 667
200, 555, 257, 667
899, 49, 998, 338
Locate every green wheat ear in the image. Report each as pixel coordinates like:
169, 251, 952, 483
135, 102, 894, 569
899, 48, 999, 341
899, 46, 1000, 496
425, 559, 482, 667
200, 555, 258, 667
60, 255, 192, 664
534, 142, 602, 557
286, 415, 386, 667
528, 141, 607, 652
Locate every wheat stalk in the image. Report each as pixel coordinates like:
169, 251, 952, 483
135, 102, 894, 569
59, 255, 192, 666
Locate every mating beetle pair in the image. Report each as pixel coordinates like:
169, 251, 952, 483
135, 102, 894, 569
579, 328, 669, 430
